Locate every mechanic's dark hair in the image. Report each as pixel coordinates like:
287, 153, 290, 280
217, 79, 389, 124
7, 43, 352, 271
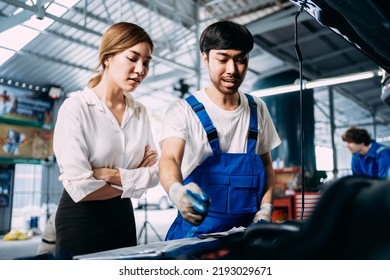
200, 20, 254, 56
342, 126, 372, 145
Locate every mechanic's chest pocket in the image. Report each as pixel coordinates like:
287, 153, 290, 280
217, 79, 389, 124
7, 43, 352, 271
205, 175, 259, 214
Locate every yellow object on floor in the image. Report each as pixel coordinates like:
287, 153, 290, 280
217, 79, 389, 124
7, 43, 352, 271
3, 229, 33, 241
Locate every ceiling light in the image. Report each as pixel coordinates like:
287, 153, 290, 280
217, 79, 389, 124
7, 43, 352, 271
250, 70, 380, 97
305, 71, 377, 89
252, 84, 301, 97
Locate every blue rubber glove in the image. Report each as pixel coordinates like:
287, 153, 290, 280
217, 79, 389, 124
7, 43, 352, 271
184, 189, 210, 238
186, 189, 210, 214
168, 182, 210, 226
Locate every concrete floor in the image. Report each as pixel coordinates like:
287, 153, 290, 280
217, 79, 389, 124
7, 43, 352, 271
0, 207, 177, 260
0, 235, 41, 260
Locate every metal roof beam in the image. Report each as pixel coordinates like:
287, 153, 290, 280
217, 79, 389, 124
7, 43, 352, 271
2, 0, 197, 75
246, 6, 312, 35
129, 0, 196, 28
0, 9, 33, 32
1, 0, 102, 36
143, 69, 187, 84
0, 0, 53, 32
2, 45, 92, 71
273, 28, 332, 50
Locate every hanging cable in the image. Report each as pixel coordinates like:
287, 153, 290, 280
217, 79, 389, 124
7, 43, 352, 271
294, 1, 307, 222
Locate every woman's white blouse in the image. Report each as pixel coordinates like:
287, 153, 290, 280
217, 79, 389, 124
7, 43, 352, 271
53, 87, 159, 202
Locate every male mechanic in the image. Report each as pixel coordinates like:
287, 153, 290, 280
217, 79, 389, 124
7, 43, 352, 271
159, 20, 281, 240
342, 126, 390, 179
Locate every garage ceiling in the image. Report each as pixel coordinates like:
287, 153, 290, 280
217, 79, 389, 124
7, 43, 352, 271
0, 0, 389, 161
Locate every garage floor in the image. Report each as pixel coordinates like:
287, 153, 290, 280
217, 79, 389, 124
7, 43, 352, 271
0, 207, 177, 260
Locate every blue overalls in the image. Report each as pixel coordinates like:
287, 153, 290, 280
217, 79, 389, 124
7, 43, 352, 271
165, 94, 266, 240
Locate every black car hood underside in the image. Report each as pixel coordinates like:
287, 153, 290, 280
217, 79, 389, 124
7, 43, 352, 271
290, 0, 390, 72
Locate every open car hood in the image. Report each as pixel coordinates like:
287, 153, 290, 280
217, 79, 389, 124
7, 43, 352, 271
290, 0, 390, 73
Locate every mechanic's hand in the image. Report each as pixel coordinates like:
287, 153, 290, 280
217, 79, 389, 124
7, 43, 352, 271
168, 182, 210, 226
137, 145, 158, 168
253, 203, 274, 223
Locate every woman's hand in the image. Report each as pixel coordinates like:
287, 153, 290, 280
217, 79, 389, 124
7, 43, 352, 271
137, 145, 158, 168
93, 167, 120, 185
92, 145, 156, 185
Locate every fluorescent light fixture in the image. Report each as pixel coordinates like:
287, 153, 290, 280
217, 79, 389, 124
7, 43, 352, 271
252, 84, 301, 97
305, 71, 377, 89
251, 70, 379, 97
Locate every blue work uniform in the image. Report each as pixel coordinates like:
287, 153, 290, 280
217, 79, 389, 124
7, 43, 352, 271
165, 94, 266, 240
351, 140, 390, 179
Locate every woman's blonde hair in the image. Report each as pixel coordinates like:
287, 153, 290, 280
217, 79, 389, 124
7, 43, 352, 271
88, 22, 154, 87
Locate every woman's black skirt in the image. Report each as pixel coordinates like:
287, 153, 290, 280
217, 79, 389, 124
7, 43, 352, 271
55, 190, 137, 258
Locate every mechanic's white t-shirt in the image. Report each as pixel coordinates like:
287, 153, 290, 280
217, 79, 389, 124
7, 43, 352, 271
159, 89, 281, 178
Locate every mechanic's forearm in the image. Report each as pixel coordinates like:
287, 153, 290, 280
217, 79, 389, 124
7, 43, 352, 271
159, 157, 183, 193
261, 166, 275, 205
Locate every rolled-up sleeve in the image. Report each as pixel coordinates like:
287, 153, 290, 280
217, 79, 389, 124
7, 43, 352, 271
118, 164, 159, 198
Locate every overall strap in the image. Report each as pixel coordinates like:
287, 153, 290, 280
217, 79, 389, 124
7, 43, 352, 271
245, 94, 258, 154
186, 95, 221, 154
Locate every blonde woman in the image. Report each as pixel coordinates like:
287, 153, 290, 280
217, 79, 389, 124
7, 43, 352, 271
53, 22, 159, 257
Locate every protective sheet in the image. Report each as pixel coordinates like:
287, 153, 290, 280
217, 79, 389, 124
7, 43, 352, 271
73, 227, 245, 260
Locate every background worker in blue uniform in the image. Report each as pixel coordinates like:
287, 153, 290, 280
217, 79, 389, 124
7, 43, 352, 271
159, 21, 281, 240
342, 126, 390, 179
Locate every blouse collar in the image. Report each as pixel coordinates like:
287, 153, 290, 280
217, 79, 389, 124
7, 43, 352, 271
81, 87, 140, 110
